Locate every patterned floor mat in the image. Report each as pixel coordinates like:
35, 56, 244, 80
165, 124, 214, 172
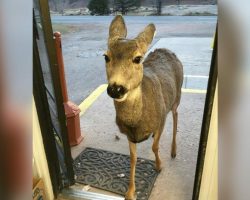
73, 147, 159, 200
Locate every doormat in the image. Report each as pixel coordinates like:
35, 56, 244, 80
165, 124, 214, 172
73, 147, 159, 200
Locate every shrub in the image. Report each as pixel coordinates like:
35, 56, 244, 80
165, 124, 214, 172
88, 0, 110, 15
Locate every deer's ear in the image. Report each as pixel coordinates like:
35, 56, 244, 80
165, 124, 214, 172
135, 24, 156, 54
108, 15, 127, 46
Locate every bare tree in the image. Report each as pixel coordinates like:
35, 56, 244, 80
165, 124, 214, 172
156, 0, 162, 15
51, 0, 66, 13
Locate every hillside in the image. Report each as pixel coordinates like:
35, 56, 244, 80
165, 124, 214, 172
49, 0, 217, 11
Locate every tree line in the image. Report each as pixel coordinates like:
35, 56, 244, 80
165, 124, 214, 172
50, 0, 204, 16
88, 0, 179, 15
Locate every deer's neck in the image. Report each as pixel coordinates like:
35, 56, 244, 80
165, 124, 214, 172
114, 85, 143, 127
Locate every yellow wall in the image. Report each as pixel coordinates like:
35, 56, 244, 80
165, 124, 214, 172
33, 99, 54, 200
199, 83, 218, 200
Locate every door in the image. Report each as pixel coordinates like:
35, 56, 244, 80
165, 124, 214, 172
33, 0, 74, 197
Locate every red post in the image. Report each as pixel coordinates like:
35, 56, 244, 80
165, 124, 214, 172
54, 32, 83, 146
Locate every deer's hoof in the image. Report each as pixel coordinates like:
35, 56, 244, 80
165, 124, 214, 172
155, 165, 162, 172
125, 191, 136, 200
171, 144, 177, 159
171, 152, 176, 159
155, 161, 162, 172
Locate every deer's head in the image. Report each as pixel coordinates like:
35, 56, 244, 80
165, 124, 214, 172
104, 15, 156, 102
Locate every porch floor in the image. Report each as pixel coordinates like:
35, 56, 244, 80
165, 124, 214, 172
70, 91, 205, 200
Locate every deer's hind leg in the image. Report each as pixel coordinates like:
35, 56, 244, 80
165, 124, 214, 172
171, 101, 180, 158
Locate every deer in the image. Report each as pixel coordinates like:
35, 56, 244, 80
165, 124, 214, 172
104, 15, 183, 200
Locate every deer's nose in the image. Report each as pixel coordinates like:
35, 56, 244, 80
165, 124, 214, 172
107, 84, 127, 99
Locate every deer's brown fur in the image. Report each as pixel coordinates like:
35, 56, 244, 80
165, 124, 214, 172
104, 15, 183, 200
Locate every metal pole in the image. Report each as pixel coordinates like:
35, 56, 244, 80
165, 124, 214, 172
53, 32, 83, 146
54, 32, 69, 103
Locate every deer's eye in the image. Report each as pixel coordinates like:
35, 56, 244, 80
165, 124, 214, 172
103, 54, 110, 63
133, 56, 142, 64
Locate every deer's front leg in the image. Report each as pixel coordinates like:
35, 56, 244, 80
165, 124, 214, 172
152, 131, 162, 172
125, 141, 137, 200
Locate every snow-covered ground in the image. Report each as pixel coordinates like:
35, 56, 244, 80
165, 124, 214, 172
161, 5, 217, 16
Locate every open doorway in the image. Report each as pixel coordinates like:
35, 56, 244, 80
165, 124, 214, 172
34, 0, 217, 199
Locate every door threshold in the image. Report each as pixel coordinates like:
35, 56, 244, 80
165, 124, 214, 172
59, 188, 124, 200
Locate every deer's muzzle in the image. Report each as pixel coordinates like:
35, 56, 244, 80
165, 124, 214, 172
107, 84, 127, 100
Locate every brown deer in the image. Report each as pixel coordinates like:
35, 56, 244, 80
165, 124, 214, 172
104, 15, 183, 200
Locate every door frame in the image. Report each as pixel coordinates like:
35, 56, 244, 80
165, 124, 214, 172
33, 0, 75, 197
192, 25, 218, 200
